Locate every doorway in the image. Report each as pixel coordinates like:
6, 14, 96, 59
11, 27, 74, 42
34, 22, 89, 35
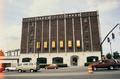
71, 55, 79, 66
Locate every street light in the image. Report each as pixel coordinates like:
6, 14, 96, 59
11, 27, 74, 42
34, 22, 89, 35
100, 24, 120, 60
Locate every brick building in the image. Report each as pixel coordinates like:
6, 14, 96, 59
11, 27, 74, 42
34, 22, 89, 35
20, 11, 101, 66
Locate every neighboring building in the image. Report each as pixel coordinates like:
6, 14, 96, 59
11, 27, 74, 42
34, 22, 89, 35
20, 11, 101, 66
0, 49, 20, 67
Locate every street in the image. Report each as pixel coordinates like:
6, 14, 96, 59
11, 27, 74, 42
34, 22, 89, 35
3, 67, 120, 79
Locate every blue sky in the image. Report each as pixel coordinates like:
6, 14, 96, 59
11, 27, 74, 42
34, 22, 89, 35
0, 0, 120, 54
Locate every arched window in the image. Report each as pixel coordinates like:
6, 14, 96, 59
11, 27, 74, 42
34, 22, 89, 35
22, 58, 32, 62
87, 56, 98, 62
37, 57, 47, 64
71, 55, 79, 66
52, 57, 63, 64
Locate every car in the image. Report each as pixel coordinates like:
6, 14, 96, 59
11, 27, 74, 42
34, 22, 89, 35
91, 59, 118, 71
5, 67, 16, 71
45, 64, 58, 69
16, 62, 40, 73
114, 59, 120, 68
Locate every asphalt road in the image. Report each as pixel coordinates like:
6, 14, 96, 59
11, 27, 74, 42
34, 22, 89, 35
3, 67, 120, 79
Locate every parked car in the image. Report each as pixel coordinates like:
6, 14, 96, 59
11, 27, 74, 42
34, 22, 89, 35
16, 62, 40, 73
114, 59, 120, 68
91, 59, 118, 71
45, 64, 58, 69
5, 67, 16, 71
0, 64, 5, 72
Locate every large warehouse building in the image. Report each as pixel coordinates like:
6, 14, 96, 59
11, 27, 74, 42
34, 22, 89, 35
20, 11, 101, 66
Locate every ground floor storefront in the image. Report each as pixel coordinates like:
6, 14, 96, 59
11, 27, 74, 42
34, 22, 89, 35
0, 57, 19, 67
19, 51, 101, 66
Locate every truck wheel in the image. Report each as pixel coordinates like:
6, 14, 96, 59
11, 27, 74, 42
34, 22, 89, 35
18, 69, 22, 73
35, 70, 38, 72
109, 66, 114, 70
30, 69, 34, 72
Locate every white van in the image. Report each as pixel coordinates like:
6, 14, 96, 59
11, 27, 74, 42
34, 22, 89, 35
16, 62, 39, 73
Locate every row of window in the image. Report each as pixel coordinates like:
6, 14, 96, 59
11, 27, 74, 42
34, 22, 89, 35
6, 52, 19, 56
23, 14, 94, 23
23, 13, 82, 22
28, 17, 88, 28
22, 56, 98, 64
36, 40, 80, 49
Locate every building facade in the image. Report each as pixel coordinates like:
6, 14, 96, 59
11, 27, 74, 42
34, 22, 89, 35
0, 49, 20, 67
20, 11, 101, 66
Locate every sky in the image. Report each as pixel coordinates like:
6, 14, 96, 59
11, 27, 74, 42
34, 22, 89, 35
0, 0, 120, 55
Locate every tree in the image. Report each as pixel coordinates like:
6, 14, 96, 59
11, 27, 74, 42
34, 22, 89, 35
113, 51, 120, 59
106, 53, 112, 59
0, 50, 4, 56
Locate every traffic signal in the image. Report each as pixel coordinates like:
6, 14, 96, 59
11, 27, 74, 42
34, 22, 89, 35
112, 33, 115, 39
107, 37, 110, 43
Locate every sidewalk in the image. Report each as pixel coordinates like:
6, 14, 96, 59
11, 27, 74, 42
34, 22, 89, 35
40, 66, 87, 73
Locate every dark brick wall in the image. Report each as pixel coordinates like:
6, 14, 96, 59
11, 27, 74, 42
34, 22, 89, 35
21, 22, 28, 53
51, 19, 57, 53
36, 21, 42, 53
58, 18, 65, 52
66, 18, 73, 52
21, 11, 100, 53
28, 21, 35, 53
74, 17, 82, 51
90, 16, 100, 51
43, 20, 49, 53
82, 16, 91, 51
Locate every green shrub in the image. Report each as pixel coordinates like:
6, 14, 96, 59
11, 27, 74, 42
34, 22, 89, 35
113, 51, 120, 59
106, 53, 112, 59
38, 64, 68, 68
39, 64, 49, 68
57, 64, 68, 67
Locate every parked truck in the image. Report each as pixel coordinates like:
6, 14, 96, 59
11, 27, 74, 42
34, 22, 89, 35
16, 62, 40, 73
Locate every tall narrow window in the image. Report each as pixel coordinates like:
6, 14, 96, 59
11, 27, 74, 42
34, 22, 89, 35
76, 40, 80, 48
68, 40, 72, 48
60, 40, 64, 48
52, 41, 56, 48
36, 42, 40, 49
44, 41, 47, 48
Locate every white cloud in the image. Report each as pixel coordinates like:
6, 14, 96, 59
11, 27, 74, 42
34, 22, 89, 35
0, 24, 21, 51
87, 0, 120, 13
1, 0, 120, 54
28, 0, 120, 16
28, 0, 59, 16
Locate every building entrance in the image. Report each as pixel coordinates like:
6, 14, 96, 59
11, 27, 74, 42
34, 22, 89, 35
71, 56, 79, 66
